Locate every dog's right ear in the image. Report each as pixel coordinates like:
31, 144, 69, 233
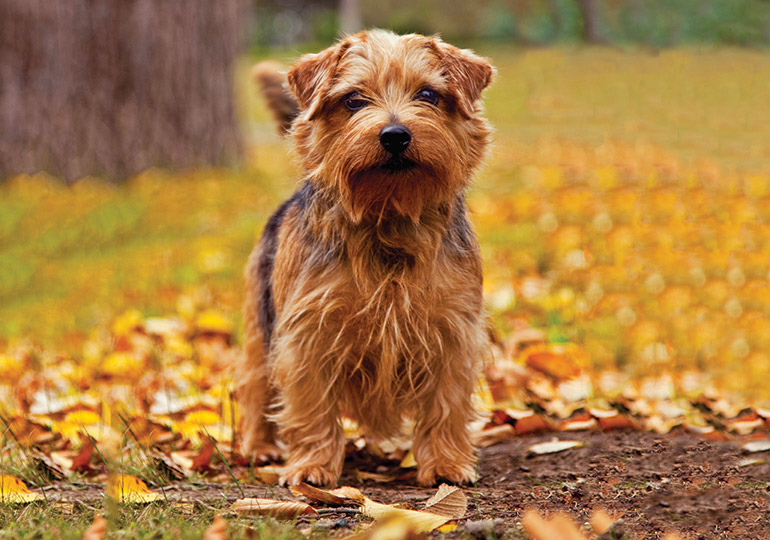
288, 40, 351, 120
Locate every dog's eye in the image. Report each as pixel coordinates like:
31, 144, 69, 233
416, 88, 439, 105
343, 92, 368, 112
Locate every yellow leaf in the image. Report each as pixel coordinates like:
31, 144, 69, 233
361, 497, 450, 532
399, 450, 417, 469
195, 310, 233, 335
107, 475, 163, 503
0, 475, 43, 503
112, 309, 144, 337
102, 352, 145, 380
230, 498, 318, 518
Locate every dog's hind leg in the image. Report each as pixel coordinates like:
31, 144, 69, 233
235, 248, 281, 462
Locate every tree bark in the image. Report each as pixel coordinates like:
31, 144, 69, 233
576, 0, 604, 43
0, 0, 250, 182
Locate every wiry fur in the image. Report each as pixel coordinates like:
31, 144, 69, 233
236, 30, 494, 487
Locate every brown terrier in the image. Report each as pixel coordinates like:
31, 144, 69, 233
237, 29, 493, 487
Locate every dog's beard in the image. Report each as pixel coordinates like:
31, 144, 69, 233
346, 160, 450, 223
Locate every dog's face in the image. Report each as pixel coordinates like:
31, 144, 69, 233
288, 30, 494, 222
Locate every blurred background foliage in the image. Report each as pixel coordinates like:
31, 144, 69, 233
0, 0, 769, 397
253, 0, 770, 48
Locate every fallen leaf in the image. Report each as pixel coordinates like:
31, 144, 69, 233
255, 465, 284, 484
357, 470, 398, 483
473, 423, 515, 447
361, 497, 451, 532
560, 418, 598, 431
82, 515, 107, 540
523, 348, 582, 380
343, 516, 425, 540
422, 484, 467, 519
230, 498, 318, 518
107, 475, 163, 503
399, 450, 417, 469
515, 415, 552, 435
330, 486, 367, 501
202, 515, 228, 540
527, 438, 583, 455
290, 482, 357, 506
0, 475, 43, 503
737, 457, 766, 467
742, 440, 770, 453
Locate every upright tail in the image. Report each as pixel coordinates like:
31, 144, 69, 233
251, 61, 299, 135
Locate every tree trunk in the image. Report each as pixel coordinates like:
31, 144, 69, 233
576, 0, 604, 43
0, 0, 250, 182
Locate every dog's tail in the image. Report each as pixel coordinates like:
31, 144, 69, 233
252, 61, 299, 135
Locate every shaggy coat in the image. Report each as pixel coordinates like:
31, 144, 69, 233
236, 29, 494, 487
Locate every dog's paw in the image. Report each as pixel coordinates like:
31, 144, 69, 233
242, 439, 282, 464
417, 461, 478, 487
253, 443, 283, 463
280, 464, 338, 487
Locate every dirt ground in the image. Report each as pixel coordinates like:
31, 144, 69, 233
44, 431, 769, 539
353, 430, 770, 539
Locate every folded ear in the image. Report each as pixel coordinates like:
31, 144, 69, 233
287, 40, 351, 120
429, 40, 494, 118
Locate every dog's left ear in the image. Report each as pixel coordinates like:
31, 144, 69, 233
288, 39, 351, 120
429, 40, 494, 119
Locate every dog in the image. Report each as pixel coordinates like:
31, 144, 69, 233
236, 29, 494, 487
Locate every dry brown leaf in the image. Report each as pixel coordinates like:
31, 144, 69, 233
473, 423, 515, 447
422, 484, 467, 519
202, 515, 227, 540
230, 498, 318, 518
330, 486, 366, 501
191, 437, 216, 471
527, 438, 583, 455
290, 482, 357, 506
81, 515, 107, 540
356, 470, 398, 483
71, 437, 96, 472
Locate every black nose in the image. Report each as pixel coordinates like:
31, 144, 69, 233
379, 124, 411, 154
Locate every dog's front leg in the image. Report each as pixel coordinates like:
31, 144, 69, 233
272, 348, 345, 486
413, 365, 478, 487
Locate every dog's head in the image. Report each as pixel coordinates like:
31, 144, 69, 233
288, 30, 494, 223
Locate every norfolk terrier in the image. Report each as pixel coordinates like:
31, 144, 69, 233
236, 29, 493, 487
